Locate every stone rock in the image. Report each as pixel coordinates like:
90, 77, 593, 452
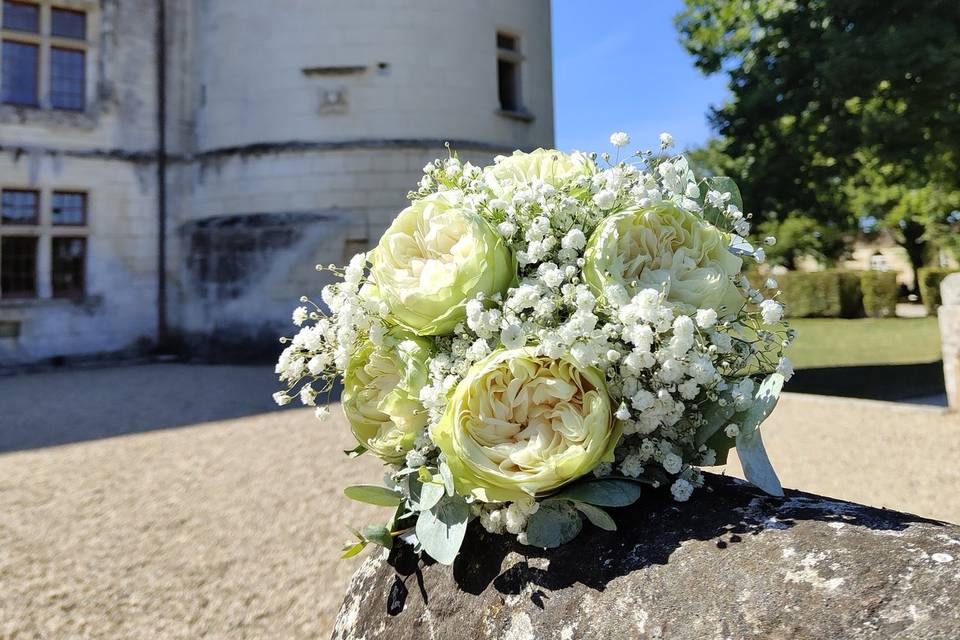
940, 273, 960, 409
332, 475, 960, 640
941, 273, 960, 307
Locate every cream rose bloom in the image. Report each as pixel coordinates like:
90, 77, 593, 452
431, 348, 619, 502
342, 328, 431, 463
484, 148, 594, 198
369, 191, 514, 336
583, 203, 745, 316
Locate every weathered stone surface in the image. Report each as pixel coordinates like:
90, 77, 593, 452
333, 475, 960, 640
941, 273, 960, 409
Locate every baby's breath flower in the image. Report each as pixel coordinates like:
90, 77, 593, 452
609, 131, 631, 147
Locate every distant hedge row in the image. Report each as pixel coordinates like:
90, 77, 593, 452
750, 269, 898, 318
917, 268, 959, 314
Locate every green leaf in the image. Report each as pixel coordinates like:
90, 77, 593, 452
737, 427, 784, 497
699, 176, 742, 229
343, 484, 403, 507
736, 373, 785, 497
343, 444, 367, 458
551, 479, 642, 507
739, 373, 785, 439
407, 476, 445, 511
525, 502, 583, 548
415, 494, 470, 565
694, 393, 736, 447
340, 540, 367, 558
361, 524, 394, 550
573, 502, 617, 531
705, 176, 743, 211
438, 460, 455, 497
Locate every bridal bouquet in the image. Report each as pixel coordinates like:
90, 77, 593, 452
273, 132, 794, 564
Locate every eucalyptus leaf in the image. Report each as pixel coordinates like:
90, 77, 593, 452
735, 373, 785, 496
361, 524, 394, 550
343, 444, 367, 458
438, 460, 456, 497
551, 479, 642, 507
573, 502, 617, 531
407, 476, 445, 511
694, 393, 736, 447
525, 502, 583, 549
739, 373, 785, 439
698, 176, 742, 230
704, 429, 736, 465
705, 176, 743, 211
343, 484, 403, 507
340, 541, 367, 559
415, 494, 470, 565
737, 427, 784, 497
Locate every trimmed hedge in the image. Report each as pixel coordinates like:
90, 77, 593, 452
918, 267, 958, 314
860, 271, 898, 318
748, 269, 896, 318
836, 271, 865, 318
764, 270, 863, 318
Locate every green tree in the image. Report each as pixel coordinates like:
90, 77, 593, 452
676, 0, 960, 290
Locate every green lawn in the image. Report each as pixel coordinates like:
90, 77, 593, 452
786, 317, 942, 369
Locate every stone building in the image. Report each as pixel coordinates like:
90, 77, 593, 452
0, 0, 554, 365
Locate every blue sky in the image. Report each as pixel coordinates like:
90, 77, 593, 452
551, 1, 729, 153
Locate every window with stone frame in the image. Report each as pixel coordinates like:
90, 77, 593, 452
1, 1, 89, 110
496, 30, 524, 114
0, 187, 89, 300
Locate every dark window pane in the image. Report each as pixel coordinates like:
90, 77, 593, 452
496, 32, 517, 51
2, 1, 39, 33
51, 8, 86, 40
1, 189, 38, 224
50, 47, 84, 110
497, 59, 518, 111
1, 40, 38, 106
52, 191, 86, 225
0, 236, 37, 298
51, 237, 86, 298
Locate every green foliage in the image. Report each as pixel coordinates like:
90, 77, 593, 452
676, 0, 960, 279
735, 373, 785, 497
918, 267, 958, 313
415, 494, 470, 565
860, 271, 898, 318
756, 216, 848, 269
525, 502, 583, 549
572, 502, 617, 532
775, 271, 844, 318
407, 476, 445, 511
836, 271, 865, 319
343, 484, 403, 507
551, 479, 642, 507
756, 270, 866, 318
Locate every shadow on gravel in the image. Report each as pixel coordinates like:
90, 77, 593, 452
0, 362, 335, 453
786, 361, 946, 405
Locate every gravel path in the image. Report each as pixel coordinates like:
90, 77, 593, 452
1, 364, 958, 638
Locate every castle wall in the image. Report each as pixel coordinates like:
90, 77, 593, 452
1, 0, 554, 364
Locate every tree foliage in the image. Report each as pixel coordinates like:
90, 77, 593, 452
676, 0, 960, 283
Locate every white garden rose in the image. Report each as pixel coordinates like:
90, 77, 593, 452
484, 148, 594, 198
369, 191, 515, 336
431, 348, 619, 502
342, 328, 432, 463
583, 203, 745, 316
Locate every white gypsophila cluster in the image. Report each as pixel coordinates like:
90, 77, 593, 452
273, 133, 795, 551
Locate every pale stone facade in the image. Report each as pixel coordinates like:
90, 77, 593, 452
0, 0, 554, 365
939, 273, 960, 410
